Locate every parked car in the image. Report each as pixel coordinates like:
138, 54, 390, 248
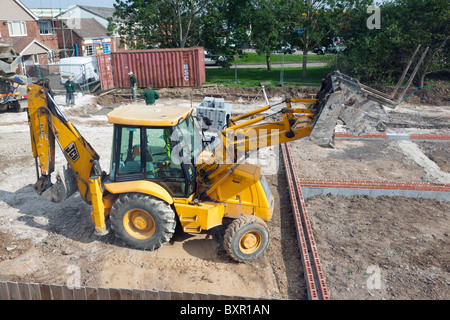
204, 51, 216, 65
204, 51, 226, 66
274, 44, 296, 54
313, 46, 327, 55
313, 38, 346, 55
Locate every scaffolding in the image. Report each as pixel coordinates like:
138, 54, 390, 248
33, 5, 76, 62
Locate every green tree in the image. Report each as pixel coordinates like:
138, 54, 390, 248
199, 0, 252, 66
339, 0, 449, 86
111, 0, 210, 49
284, 1, 357, 79
399, 0, 449, 87
249, 0, 288, 71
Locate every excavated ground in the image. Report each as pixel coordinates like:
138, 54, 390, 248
0, 87, 448, 300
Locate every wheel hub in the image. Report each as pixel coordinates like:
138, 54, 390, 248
239, 231, 262, 253
124, 209, 156, 240
242, 233, 257, 249
133, 216, 148, 230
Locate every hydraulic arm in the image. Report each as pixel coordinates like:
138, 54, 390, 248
27, 81, 103, 205
196, 98, 318, 198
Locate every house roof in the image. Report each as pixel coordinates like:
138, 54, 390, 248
78, 5, 115, 20
30, 8, 67, 19
55, 5, 115, 21
3, 37, 52, 55
69, 18, 109, 39
14, 0, 39, 21
21, 39, 52, 55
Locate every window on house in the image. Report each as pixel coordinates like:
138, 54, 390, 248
86, 45, 95, 56
33, 54, 39, 64
8, 21, 27, 36
103, 43, 111, 54
39, 21, 52, 35
48, 51, 55, 64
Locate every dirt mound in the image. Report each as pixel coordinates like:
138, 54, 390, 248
119, 86, 319, 103
96, 93, 132, 106
97, 85, 448, 106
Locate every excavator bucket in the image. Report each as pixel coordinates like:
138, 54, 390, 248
35, 165, 78, 203
310, 45, 429, 147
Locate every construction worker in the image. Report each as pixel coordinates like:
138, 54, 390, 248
64, 76, 76, 106
129, 71, 137, 102
141, 86, 160, 105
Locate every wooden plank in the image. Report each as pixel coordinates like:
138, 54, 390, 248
171, 291, 183, 300
6, 282, 19, 300
120, 288, 133, 300
109, 288, 121, 300
131, 289, 146, 300
97, 287, 110, 300
208, 293, 221, 300
86, 287, 99, 300
62, 286, 75, 300
97, 89, 115, 97
181, 292, 196, 300
90, 83, 101, 93
0, 282, 9, 300
145, 290, 159, 300
195, 292, 210, 300
28, 283, 41, 300
49, 285, 64, 300
17, 282, 31, 300
158, 290, 172, 300
73, 287, 87, 300
39, 284, 52, 300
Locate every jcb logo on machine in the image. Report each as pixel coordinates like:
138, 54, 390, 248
64, 142, 80, 162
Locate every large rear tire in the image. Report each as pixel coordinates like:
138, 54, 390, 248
110, 193, 176, 250
223, 215, 269, 263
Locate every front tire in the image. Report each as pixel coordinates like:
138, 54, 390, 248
110, 193, 176, 250
10, 101, 21, 113
223, 215, 269, 263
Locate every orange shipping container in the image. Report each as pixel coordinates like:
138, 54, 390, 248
111, 47, 206, 89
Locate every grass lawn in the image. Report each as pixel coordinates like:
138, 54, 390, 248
205, 65, 333, 87
235, 53, 334, 64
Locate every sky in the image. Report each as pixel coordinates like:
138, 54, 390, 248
21, 0, 117, 8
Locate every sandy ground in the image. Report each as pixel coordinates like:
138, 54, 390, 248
0, 90, 448, 300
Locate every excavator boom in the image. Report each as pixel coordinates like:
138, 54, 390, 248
27, 81, 101, 204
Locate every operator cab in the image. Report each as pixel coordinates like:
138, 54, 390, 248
107, 105, 203, 198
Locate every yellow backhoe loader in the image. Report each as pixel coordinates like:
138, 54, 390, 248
26, 47, 426, 262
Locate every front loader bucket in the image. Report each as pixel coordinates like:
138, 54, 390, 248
310, 72, 388, 147
35, 165, 78, 203
310, 45, 429, 147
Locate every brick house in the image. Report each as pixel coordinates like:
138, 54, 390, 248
0, 0, 59, 75
56, 5, 122, 57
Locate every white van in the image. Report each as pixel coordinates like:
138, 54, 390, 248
59, 57, 99, 85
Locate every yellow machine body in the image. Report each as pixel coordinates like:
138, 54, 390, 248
27, 84, 314, 239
